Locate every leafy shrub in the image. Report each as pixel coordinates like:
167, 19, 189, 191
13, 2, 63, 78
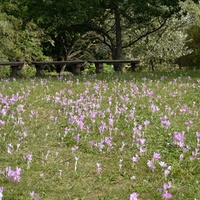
0, 66, 10, 78
103, 63, 114, 73
21, 65, 36, 77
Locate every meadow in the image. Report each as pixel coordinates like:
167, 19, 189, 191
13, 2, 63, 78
0, 71, 199, 200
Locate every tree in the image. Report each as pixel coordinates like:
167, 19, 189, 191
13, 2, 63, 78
181, 0, 200, 25
125, 13, 192, 71
22, 0, 196, 71
76, 0, 192, 71
176, 0, 200, 69
4, 0, 199, 72
0, 1, 45, 62
20, 0, 99, 61
0, 9, 15, 61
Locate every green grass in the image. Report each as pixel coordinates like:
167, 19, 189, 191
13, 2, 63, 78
0, 70, 200, 199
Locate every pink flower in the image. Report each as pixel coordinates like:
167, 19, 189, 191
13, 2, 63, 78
0, 120, 6, 125
153, 152, 161, 160
139, 147, 146, 154
68, 89, 73, 94
7, 144, 13, 155
179, 154, 184, 160
147, 160, 155, 172
30, 191, 39, 200
130, 192, 139, 200
17, 104, 25, 112
132, 155, 139, 163
0, 187, 4, 200
96, 162, 102, 175
89, 141, 95, 146
148, 91, 154, 97
150, 104, 160, 112
173, 131, 185, 147
163, 183, 171, 190
196, 132, 200, 138
23, 154, 32, 162
6, 167, 22, 182
109, 117, 114, 126
119, 141, 126, 151
158, 187, 162, 193
143, 120, 150, 126
73, 134, 81, 143
164, 169, 170, 177
162, 192, 172, 199
105, 136, 113, 147
71, 146, 79, 151
159, 161, 168, 168
160, 116, 171, 128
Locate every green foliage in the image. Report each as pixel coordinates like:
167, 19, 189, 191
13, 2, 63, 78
21, 65, 36, 77
103, 64, 114, 73
181, 0, 200, 26
185, 26, 200, 53
126, 15, 191, 70
83, 64, 114, 74
125, 0, 200, 71
0, 66, 10, 78
83, 64, 96, 74
0, 10, 15, 60
176, 0, 200, 69
0, 3, 46, 63
19, 0, 191, 63
1, 0, 200, 72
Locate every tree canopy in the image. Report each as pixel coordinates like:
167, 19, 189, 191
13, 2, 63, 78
0, 0, 199, 71
0, 1, 46, 62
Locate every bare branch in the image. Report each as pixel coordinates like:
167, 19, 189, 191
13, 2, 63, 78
66, 31, 94, 59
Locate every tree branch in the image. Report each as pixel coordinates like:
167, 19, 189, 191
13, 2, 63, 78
122, 18, 168, 49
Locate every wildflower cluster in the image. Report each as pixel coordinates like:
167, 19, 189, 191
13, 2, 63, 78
0, 72, 199, 199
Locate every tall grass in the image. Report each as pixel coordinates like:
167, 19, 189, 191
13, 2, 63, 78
0, 71, 199, 200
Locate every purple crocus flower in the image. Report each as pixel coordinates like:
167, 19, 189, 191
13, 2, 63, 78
147, 160, 155, 172
30, 191, 39, 200
0, 187, 4, 200
132, 154, 139, 163
96, 162, 102, 176
130, 192, 139, 200
162, 192, 172, 199
6, 167, 22, 182
143, 120, 150, 126
153, 152, 161, 160
173, 131, 185, 147
148, 91, 154, 97
0, 120, 6, 125
89, 141, 95, 146
159, 161, 168, 168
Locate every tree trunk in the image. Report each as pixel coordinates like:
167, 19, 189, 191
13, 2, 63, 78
113, 3, 123, 72
150, 58, 155, 71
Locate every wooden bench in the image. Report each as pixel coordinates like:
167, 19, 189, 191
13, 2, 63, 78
0, 62, 25, 77
0, 60, 141, 77
88, 60, 140, 73
32, 60, 85, 76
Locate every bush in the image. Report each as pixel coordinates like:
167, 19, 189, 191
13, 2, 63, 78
103, 64, 114, 73
21, 65, 36, 77
176, 53, 200, 69
0, 66, 11, 78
